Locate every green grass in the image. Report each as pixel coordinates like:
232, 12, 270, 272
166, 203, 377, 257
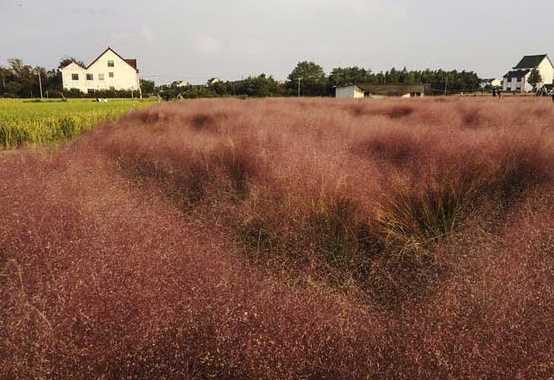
0, 98, 155, 148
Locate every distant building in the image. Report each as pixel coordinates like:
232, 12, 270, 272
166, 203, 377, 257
335, 84, 427, 99
336, 85, 366, 98
480, 78, 502, 89
60, 47, 140, 94
207, 78, 222, 85
502, 54, 554, 92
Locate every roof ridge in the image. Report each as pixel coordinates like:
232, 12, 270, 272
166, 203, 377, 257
513, 54, 550, 69
86, 47, 138, 72
61, 47, 138, 73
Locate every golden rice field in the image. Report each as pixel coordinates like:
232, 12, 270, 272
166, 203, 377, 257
0, 98, 154, 148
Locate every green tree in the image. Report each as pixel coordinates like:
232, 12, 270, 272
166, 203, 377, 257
58, 57, 85, 69
528, 69, 543, 91
7, 58, 36, 97
45, 68, 62, 95
140, 79, 156, 96
287, 61, 328, 96
0, 66, 9, 95
328, 66, 372, 87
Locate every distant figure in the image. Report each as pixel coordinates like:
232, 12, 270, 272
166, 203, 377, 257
492, 88, 497, 97
497, 89, 502, 99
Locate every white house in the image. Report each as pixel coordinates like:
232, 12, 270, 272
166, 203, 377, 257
502, 54, 554, 92
60, 47, 140, 94
336, 85, 366, 98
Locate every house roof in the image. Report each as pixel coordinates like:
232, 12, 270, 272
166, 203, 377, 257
504, 70, 530, 80
60, 47, 139, 73
124, 59, 138, 71
513, 55, 549, 69
62, 61, 87, 70
352, 84, 427, 95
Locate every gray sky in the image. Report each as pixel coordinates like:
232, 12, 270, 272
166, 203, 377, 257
1, 0, 553, 84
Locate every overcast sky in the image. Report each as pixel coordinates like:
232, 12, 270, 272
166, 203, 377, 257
1, 0, 553, 84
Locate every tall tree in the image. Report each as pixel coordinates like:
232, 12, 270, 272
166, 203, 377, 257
7, 58, 36, 97
140, 79, 156, 96
328, 66, 372, 87
528, 69, 543, 91
287, 61, 328, 96
0, 66, 8, 94
58, 57, 85, 69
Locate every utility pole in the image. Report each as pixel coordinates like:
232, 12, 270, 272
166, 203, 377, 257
297, 77, 303, 97
444, 74, 448, 96
138, 77, 143, 99
37, 69, 43, 100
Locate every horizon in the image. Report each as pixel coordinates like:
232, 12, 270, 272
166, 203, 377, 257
1, 0, 553, 84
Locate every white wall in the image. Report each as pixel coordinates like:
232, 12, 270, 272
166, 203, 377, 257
61, 49, 140, 94
523, 74, 533, 92
503, 73, 531, 92
336, 86, 365, 98
537, 58, 554, 86
61, 62, 87, 92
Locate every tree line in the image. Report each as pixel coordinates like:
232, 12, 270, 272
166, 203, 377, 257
0, 58, 61, 98
154, 62, 481, 99
0, 57, 482, 99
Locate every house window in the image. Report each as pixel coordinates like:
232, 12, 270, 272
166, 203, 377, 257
99, 73, 105, 81
72, 73, 79, 80
109, 72, 114, 78
107, 60, 114, 67
86, 74, 94, 81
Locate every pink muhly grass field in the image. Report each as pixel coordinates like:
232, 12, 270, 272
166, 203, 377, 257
1, 97, 553, 379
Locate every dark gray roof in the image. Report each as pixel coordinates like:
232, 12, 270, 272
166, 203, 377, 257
504, 70, 530, 80
513, 55, 548, 69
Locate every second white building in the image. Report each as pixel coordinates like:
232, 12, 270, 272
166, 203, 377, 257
503, 54, 554, 92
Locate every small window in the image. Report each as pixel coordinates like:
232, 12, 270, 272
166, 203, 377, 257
72, 73, 79, 80
86, 74, 93, 81
109, 72, 114, 78
107, 60, 114, 67
99, 73, 105, 81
